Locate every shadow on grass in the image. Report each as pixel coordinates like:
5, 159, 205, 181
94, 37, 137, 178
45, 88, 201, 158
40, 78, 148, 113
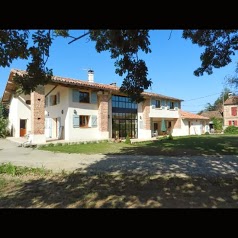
1, 153, 238, 208
109, 135, 238, 156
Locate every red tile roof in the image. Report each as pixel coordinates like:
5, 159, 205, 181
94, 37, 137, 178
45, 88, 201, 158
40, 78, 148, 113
224, 96, 238, 105
180, 110, 209, 120
2, 69, 183, 103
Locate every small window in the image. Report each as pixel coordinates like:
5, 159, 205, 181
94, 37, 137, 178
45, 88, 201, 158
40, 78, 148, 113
26, 100, 31, 105
80, 115, 89, 127
170, 101, 174, 109
79, 91, 89, 103
50, 95, 57, 106
231, 107, 237, 116
155, 100, 161, 108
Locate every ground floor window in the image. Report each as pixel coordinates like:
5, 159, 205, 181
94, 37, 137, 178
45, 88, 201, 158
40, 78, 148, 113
80, 115, 89, 127
112, 112, 138, 139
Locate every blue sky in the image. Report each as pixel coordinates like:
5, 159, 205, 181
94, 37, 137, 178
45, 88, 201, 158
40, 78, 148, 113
0, 29, 237, 113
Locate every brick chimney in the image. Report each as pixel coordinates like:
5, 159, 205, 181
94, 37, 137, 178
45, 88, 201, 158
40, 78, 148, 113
88, 70, 94, 82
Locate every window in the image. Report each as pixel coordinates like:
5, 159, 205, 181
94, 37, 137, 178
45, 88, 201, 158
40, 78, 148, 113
50, 95, 57, 106
79, 91, 89, 103
80, 115, 89, 127
231, 107, 237, 116
73, 115, 90, 128
170, 101, 174, 109
155, 100, 161, 108
26, 100, 31, 105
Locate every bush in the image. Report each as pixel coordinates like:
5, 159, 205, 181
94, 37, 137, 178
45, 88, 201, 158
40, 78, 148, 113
204, 132, 210, 135
224, 126, 238, 134
0, 117, 9, 138
168, 134, 173, 140
125, 135, 131, 144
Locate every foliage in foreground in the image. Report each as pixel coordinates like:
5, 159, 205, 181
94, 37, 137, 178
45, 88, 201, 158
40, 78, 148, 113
224, 126, 238, 134
0, 117, 9, 138
0, 162, 51, 176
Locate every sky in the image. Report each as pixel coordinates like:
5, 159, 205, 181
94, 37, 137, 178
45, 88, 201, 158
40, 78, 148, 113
0, 29, 237, 113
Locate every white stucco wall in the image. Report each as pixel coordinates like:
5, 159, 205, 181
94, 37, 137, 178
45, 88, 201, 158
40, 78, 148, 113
8, 95, 31, 137
174, 119, 207, 136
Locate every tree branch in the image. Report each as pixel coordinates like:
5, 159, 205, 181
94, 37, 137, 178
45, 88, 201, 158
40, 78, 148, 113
68, 32, 90, 44
168, 30, 173, 40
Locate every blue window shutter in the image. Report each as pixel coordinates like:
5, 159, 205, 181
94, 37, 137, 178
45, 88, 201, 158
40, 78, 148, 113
73, 115, 79, 128
161, 100, 166, 107
72, 89, 79, 102
91, 115, 97, 127
57, 92, 60, 104
174, 101, 179, 108
151, 99, 156, 109
91, 92, 98, 104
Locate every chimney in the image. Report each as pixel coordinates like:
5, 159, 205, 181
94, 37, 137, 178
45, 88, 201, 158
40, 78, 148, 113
110, 82, 117, 86
88, 69, 94, 82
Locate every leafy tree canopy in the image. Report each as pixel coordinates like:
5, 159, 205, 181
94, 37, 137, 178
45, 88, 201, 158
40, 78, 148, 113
182, 30, 238, 77
0, 30, 151, 102
1, 29, 238, 103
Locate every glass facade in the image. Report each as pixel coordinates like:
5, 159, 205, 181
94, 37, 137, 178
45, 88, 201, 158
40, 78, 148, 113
112, 95, 138, 139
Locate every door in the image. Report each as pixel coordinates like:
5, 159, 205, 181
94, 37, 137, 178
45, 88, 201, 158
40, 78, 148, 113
188, 121, 191, 135
45, 118, 52, 138
153, 122, 158, 136
20, 119, 27, 137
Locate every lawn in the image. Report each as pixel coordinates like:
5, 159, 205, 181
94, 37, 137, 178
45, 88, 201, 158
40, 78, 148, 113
1, 164, 238, 208
38, 135, 238, 156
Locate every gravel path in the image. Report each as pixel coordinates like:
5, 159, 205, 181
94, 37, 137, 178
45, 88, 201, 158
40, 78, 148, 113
1, 139, 238, 177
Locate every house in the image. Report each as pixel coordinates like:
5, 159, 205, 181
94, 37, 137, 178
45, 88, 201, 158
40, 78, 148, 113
179, 111, 210, 135
1, 69, 209, 144
224, 95, 238, 127
200, 110, 223, 132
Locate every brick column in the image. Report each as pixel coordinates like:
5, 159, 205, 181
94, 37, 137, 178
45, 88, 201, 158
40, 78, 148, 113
98, 94, 109, 132
31, 85, 46, 144
142, 99, 151, 130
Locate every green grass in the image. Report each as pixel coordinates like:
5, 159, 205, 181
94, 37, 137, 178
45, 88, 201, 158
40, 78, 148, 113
0, 162, 52, 176
38, 135, 238, 156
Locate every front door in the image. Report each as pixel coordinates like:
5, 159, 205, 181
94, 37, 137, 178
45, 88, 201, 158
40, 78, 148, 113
20, 119, 27, 137
153, 122, 158, 136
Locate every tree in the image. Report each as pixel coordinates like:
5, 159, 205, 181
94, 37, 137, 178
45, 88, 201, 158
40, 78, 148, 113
182, 30, 238, 90
2, 30, 238, 102
0, 30, 151, 102
199, 87, 231, 113
0, 98, 8, 118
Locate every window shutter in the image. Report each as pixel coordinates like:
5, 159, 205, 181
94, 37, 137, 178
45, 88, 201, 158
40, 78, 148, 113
45, 96, 48, 107
229, 120, 232, 126
151, 99, 156, 109
235, 120, 237, 126
49, 95, 53, 106
57, 92, 60, 104
73, 115, 79, 128
72, 89, 79, 102
161, 100, 166, 107
174, 102, 179, 108
91, 115, 97, 127
231, 107, 237, 116
91, 92, 98, 104
139, 121, 143, 129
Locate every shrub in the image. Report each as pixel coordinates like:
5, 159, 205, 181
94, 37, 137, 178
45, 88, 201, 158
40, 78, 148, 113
168, 134, 173, 140
204, 132, 210, 135
125, 135, 131, 144
0, 117, 9, 138
224, 126, 238, 134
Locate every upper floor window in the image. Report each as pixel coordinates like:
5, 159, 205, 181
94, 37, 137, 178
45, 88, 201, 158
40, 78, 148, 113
155, 100, 161, 108
79, 91, 89, 103
170, 101, 174, 109
231, 107, 237, 116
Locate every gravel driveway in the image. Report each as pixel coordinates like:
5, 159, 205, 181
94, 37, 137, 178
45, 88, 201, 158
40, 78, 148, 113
1, 138, 238, 177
